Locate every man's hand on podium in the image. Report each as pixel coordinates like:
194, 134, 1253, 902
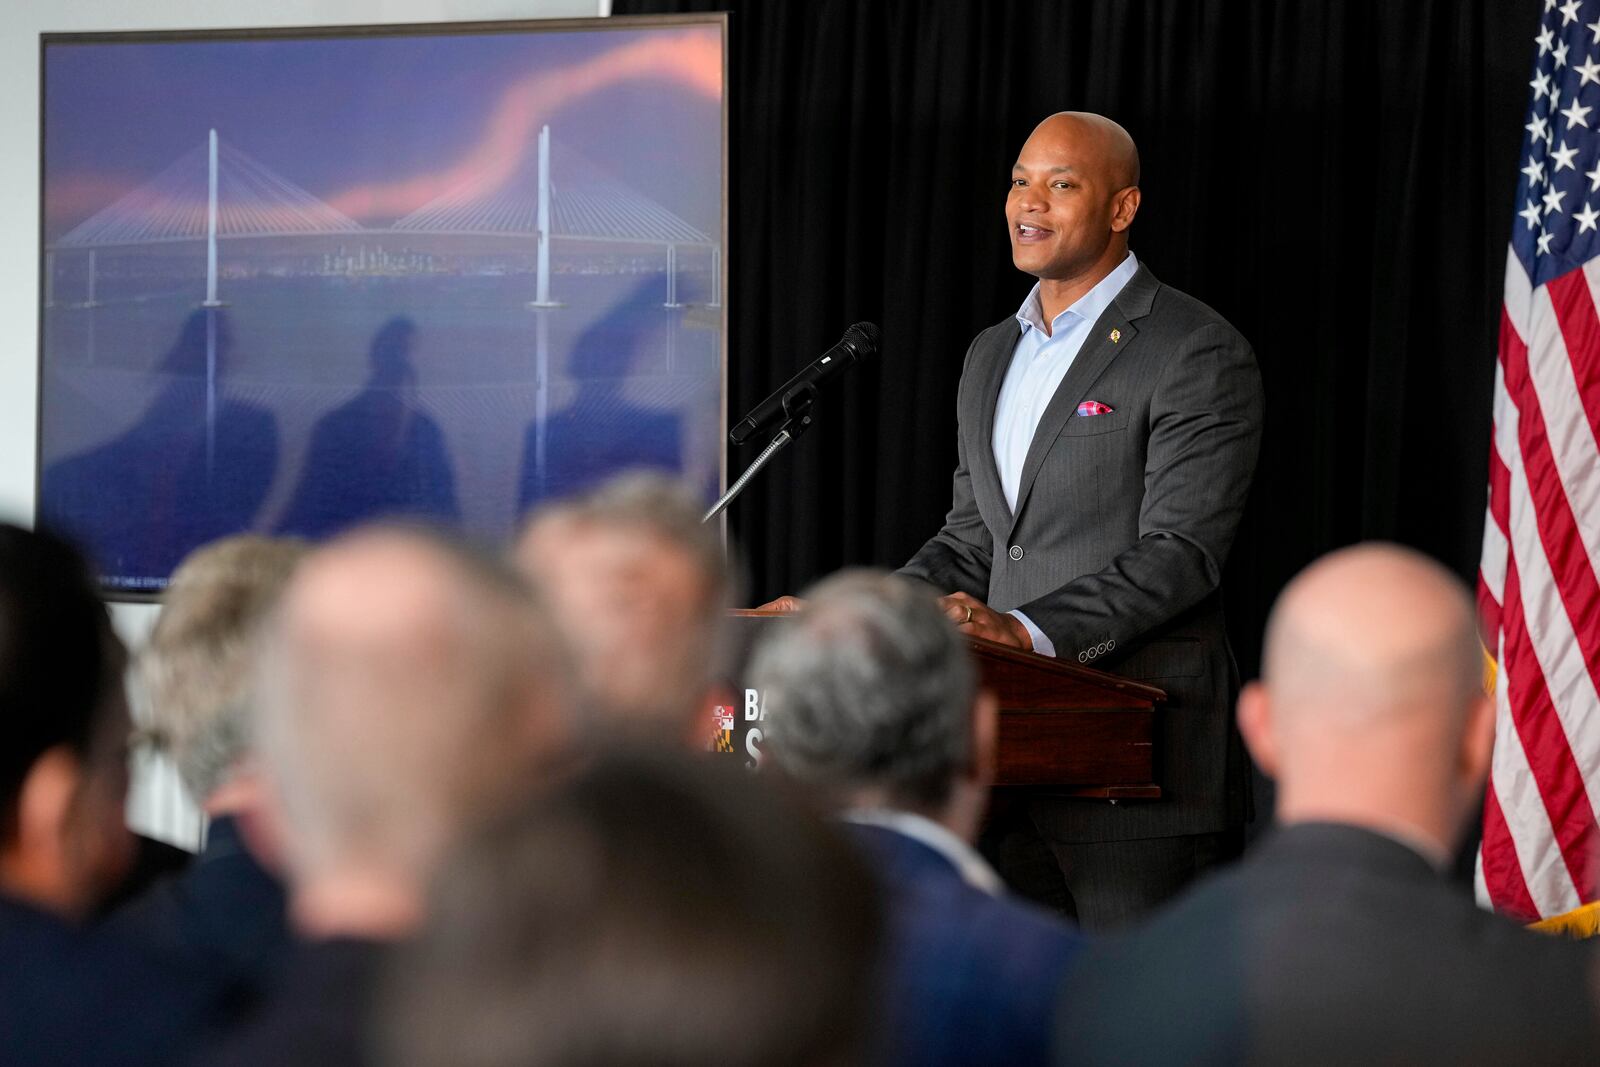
939, 592, 1032, 651
754, 595, 805, 612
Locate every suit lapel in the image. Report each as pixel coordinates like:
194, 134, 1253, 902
1008, 265, 1160, 527
971, 321, 1021, 524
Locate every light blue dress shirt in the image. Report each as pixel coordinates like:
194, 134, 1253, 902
994, 251, 1139, 657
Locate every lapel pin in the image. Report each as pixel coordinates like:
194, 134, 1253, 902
1109, 328, 1121, 343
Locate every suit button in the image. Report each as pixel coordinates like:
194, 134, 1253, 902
1077, 651, 1089, 663
1009, 545, 1024, 561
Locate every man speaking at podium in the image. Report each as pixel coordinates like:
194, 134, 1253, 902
898, 112, 1264, 929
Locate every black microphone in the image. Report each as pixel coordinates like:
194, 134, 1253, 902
729, 322, 880, 444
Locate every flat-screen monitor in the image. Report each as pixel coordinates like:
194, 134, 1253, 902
37, 15, 726, 596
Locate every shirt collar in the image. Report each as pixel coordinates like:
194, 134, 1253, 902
1015, 250, 1140, 336
842, 808, 1005, 896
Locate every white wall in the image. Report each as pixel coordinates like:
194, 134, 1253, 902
1, 0, 606, 846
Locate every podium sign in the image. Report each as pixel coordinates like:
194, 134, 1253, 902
713, 610, 1164, 797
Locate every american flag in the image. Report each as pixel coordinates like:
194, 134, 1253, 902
1478, 0, 1600, 922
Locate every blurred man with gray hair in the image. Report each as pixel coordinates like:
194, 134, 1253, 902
514, 471, 732, 745
111, 535, 305, 1009
753, 569, 1083, 1067
208, 526, 571, 1067
1056, 545, 1600, 1065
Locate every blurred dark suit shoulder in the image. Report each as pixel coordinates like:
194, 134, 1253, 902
1056, 823, 1600, 1066
108, 815, 289, 1015
199, 937, 386, 1067
849, 821, 1084, 1067
0, 893, 222, 1067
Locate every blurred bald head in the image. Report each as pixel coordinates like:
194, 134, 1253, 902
1262, 545, 1482, 729
256, 527, 571, 935
1240, 545, 1493, 857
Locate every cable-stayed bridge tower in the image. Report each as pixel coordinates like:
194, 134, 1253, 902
48, 128, 362, 308
392, 124, 718, 310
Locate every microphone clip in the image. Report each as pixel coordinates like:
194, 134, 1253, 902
701, 381, 821, 524
776, 382, 819, 439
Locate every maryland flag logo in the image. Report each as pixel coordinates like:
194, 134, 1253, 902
711, 704, 736, 754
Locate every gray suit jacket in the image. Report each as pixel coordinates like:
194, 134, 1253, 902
900, 263, 1263, 841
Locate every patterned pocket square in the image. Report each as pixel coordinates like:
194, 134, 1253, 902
1076, 400, 1114, 417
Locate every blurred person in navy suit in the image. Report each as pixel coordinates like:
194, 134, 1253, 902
108, 535, 307, 1017
752, 569, 1085, 1067
0, 524, 219, 1066
204, 527, 572, 1067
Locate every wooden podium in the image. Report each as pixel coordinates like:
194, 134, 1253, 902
719, 611, 1164, 799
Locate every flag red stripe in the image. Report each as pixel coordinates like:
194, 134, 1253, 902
1544, 270, 1600, 458
1500, 304, 1600, 715
1481, 780, 1542, 923
1500, 556, 1600, 894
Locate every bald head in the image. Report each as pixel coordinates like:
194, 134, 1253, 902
1028, 112, 1140, 188
1261, 544, 1481, 729
256, 527, 571, 914
1242, 544, 1493, 854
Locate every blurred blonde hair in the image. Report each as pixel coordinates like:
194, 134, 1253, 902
138, 535, 306, 805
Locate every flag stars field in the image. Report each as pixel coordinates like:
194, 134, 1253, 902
1511, 2, 1600, 282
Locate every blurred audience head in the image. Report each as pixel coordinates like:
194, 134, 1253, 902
379, 749, 881, 1067
1238, 543, 1492, 859
254, 525, 571, 940
514, 471, 733, 744
0, 523, 132, 917
753, 569, 996, 841
137, 535, 306, 815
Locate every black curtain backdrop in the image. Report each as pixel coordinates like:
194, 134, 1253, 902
618, 0, 1537, 683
